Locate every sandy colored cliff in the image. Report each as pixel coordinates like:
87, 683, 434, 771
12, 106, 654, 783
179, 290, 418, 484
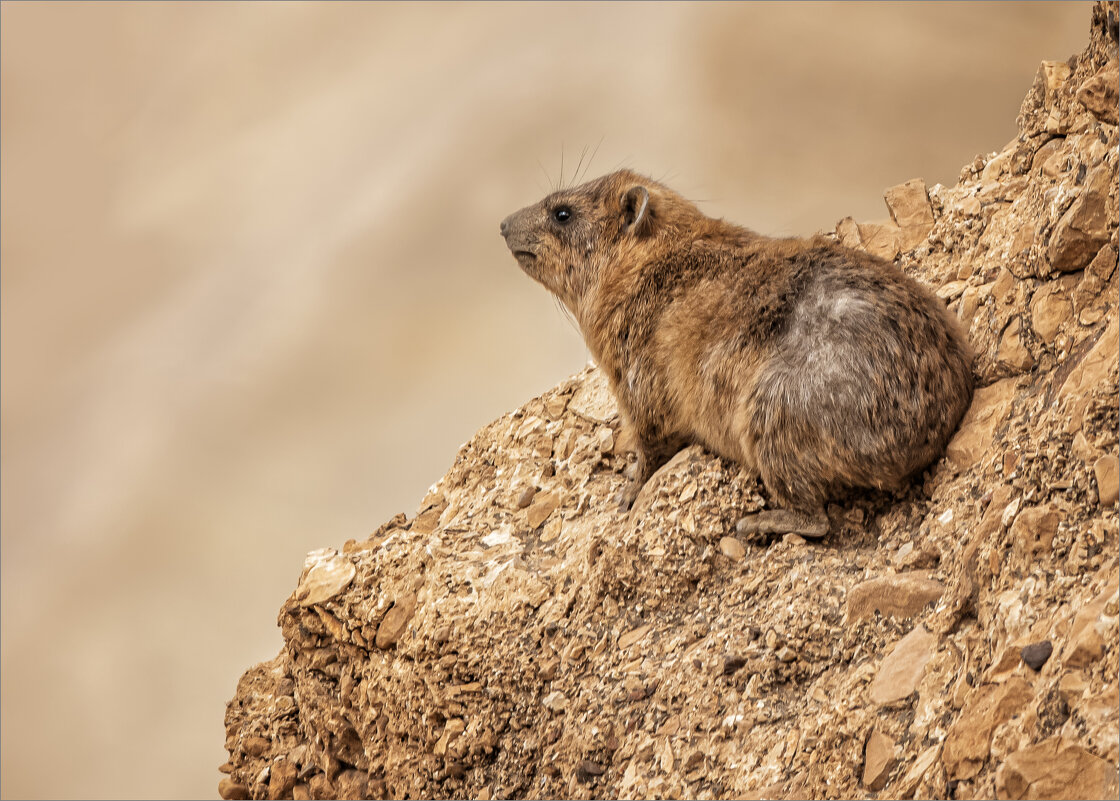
221, 4, 1119, 798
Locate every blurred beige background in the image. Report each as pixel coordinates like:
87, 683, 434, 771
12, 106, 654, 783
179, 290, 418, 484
0, 2, 1090, 798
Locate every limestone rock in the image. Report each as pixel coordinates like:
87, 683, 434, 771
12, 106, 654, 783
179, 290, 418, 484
515, 485, 536, 509
1029, 282, 1072, 343
1093, 454, 1118, 505
884, 178, 935, 250
957, 284, 983, 328
1073, 244, 1118, 325
937, 279, 968, 301
218, 778, 250, 800
997, 316, 1035, 372
1062, 578, 1118, 668
857, 220, 903, 261
1048, 165, 1113, 274
619, 623, 651, 650
334, 770, 371, 799
862, 729, 897, 791
845, 573, 944, 623
1060, 316, 1119, 399
374, 592, 416, 649
995, 737, 1120, 800
1009, 505, 1062, 560
410, 504, 443, 534
293, 549, 356, 607
525, 490, 562, 528
567, 368, 617, 422
1058, 671, 1090, 706
719, 536, 746, 561
944, 678, 1033, 780
267, 759, 297, 800
868, 624, 937, 705
1040, 60, 1073, 96
945, 378, 1017, 470
895, 744, 942, 799
1017, 60, 1074, 137
1076, 61, 1120, 125
836, 216, 862, 249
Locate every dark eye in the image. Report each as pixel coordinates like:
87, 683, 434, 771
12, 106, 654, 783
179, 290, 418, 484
552, 206, 572, 224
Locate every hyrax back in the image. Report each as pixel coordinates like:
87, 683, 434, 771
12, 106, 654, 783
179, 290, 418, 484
500, 170, 973, 537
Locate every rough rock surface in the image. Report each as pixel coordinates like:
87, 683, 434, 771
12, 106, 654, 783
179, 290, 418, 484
222, 5, 1119, 799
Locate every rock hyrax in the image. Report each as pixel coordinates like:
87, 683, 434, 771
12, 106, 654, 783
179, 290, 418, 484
500, 170, 974, 537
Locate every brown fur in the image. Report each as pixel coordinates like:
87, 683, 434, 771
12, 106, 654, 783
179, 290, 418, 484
500, 170, 974, 536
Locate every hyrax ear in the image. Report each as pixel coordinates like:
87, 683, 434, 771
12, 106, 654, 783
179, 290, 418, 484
622, 185, 653, 237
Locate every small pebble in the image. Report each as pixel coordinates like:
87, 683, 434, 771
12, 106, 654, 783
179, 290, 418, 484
218, 778, 250, 800
542, 690, 568, 711
1020, 640, 1053, 671
516, 486, 537, 509
242, 736, 269, 758
722, 654, 747, 675
576, 760, 605, 782
719, 536, 746, 561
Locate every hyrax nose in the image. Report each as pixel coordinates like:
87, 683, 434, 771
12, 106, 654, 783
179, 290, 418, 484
500, 215, 511, 238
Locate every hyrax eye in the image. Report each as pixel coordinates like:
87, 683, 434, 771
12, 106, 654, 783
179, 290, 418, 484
552, 206, 572, 224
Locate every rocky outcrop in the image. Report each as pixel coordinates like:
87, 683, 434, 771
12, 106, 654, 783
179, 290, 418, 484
221, 5, 1119, 799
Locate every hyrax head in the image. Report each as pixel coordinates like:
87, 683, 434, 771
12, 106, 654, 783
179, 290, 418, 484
500, 170, 690, 315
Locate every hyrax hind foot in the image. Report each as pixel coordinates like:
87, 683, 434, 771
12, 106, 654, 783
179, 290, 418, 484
736, 508, 829, 539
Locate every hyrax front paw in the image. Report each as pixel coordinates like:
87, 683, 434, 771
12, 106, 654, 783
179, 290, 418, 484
615, 480, 640, 512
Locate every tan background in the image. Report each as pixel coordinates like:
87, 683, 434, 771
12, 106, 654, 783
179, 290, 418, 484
0, 2, 1090, 798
